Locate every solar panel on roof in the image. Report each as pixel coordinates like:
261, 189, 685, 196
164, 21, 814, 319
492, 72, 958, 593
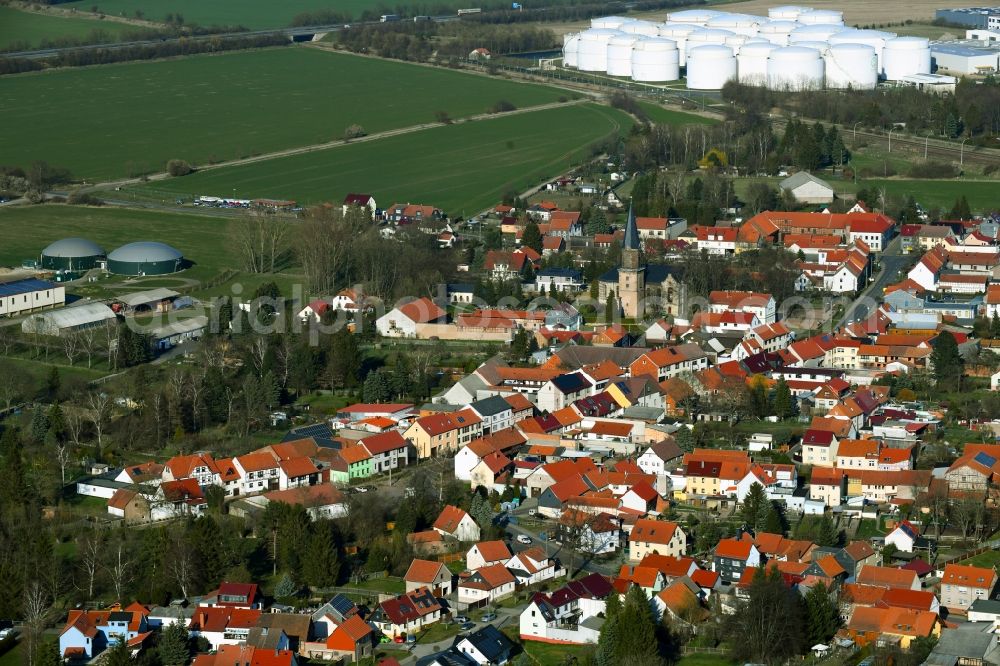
974, 451, 997, 467
0, 278, 56, 297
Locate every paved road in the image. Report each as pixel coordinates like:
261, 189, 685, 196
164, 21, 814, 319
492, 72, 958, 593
835, 235, 911, 329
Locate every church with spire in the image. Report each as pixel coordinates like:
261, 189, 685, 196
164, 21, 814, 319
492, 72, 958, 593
598, 202, 688, 320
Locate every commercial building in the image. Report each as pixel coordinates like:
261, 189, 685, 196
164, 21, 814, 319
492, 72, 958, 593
931, 40, 1000, 74
0, 278, 65, 317
934, 7, 1000, 29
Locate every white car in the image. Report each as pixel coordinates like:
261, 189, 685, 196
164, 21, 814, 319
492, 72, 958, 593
516, 534, 532, 544
0, 628, 15, 640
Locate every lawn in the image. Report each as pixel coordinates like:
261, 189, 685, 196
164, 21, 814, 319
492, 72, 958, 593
855, 519, 885, 539
150, 103, 633, 215
0, 6, 127, 51
958, 549, 1000, 570
638, 101, 719, 126
841, 178, 1000, 214
676, 653, 737, 666
0, 47, 569, 180
522, 640, 596, 665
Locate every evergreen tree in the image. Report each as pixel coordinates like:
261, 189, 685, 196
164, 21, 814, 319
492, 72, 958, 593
274, 572, 297, 598
949, 195, 972, 220
102, 638, 133, 666
725, 567, 805, 664
522, 220, 543, 254
597, 588, 663, 665
301, 526, 340, 587
773, 378, 795, 419
34, 639, 62, 666
930, 330, 964, 391
586, 207, 609, 236
45, 366, 61, 401
30, 406, 50, 444
740, 482, 772, 531
362, 370, 393, 403
159, 621, 191, 666
605, 290, 618, 323
804, 582, 839, 647
596, 593, 623, 666
748, 376, 770, 418
764, 502, 786, 535
674, 427, 693, 453
991, 312, 1000, 339
469, 492, 493, 535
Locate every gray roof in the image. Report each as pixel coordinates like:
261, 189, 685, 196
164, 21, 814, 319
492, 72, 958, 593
624, 201, 640, 250
470, 395, 512, 416
108, 241, 183, 263
969, 598, 1000, 615
117, 288, 180, 308
780, 171, 833, 191
924, 625, 999, 666
24, 302, 117, 330
149, 315, 208, 340
42, 237, 105, 258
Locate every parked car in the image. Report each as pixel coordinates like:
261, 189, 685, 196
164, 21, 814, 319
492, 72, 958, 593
0, 628, 15, 640
454, 615, 470, 624
460, 622, 475, 631
393, 635, 404, 643
517, 534, 532, 544
481, 613, 497, 622
406, 634, 417, 644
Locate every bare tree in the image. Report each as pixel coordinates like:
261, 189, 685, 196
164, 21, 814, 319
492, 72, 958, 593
950, 497, 987, 540
79, 327, 100, 368
62, 332, 79, 365
0, 371, 25, 413
66, 408, 86, 449
78, 532, 104, 600
229, 212, 290, 274
249, 335, 268, 377
87, 392, 112, 449
165, 530, 197, 599
55, 440, 72, 486
22, 581, 50, 666
104, 540, 135, 602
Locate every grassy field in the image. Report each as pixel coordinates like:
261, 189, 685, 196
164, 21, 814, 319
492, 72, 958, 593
0, 6, 128, 51
0, 47, 569, 180
676, 654, 737, 666
149, 103, 633, 214
958, 549, 1000, 569
522, 640, 596, 665
639, 101, 719, 126
846, 178, 1000, 213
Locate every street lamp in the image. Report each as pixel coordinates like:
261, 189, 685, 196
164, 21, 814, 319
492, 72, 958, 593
960, 137, 969, 167
853, 121, 862, 142
888, 126, 897, 153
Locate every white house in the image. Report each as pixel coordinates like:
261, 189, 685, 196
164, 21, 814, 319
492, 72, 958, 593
518, 573, 613, 645
883, 520, 920, 553
628, 519, 687, 561
466, 541, 512, 571
504, 548, 563, 586
779, 172, 834, 204
637, 440, 683, 478
433, 505, 481, 542
375, 297, 446, 338
708, 290, 776, 325
298, 299, 331, 324
536, 372, 593, 413
457, 564, 517, 604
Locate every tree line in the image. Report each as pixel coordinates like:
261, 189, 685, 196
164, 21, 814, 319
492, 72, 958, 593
334, 21, 557, 62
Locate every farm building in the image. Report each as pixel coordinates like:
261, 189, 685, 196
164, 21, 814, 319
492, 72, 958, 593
22, 302, 117, 336
40, 238, 106, 271
149, 316, 208, 351
115, 288, 180, 314
0, 278, 65, 317
779, 172, 834, 204
107, 242, 184, 276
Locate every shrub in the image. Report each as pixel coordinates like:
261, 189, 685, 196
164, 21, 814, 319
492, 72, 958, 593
344, 124, 366, 140
907, 161, 959, 179
434, 110, 452, 124
490, 99, 517, 114
166, 159, 192, 177
67, 190, 103, 206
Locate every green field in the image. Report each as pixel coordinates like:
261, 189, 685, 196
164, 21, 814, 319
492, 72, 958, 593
148, 103, 632, 214
638, 101, 719, 125
0, 6, 127, 51
850, 178, 1000, 213
0, 47, 569, 181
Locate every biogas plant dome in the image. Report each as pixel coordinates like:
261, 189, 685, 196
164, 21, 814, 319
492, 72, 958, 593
41, 237, 106, 271
107, 241, 184, 276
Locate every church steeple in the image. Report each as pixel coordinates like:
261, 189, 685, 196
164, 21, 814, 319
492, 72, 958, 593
623, 201, 640, 251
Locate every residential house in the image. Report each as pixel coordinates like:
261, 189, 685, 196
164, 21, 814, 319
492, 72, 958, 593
637, 440, 684, 478
505, 547, 563, 586
801, 429, 840, 467
708, 290, 777, 324
536, 373, 594, 413
454, 430, 526, 482
449, 625, 516, 666
192, 646, 297, 666
559, 510, 621, 555
468, 396, 515, 435
188, 607, 262, 650
940, 564, 998, 614
629, 344, 710, 382
404, 559, 454, 596
162, 453, 220, 487
856, 565, 920, 591
325, 615, 378, 663
342, 193, 377, 218
519, 573, 614, 645
376, 297, 447, 338
883, 520, 922, 553
370, 587, 442, 639
404, 409, 483, 459
457, 563, 517, 604
385, 203, 441, 225
712, 539, 761, 584
844, 606, 940, 649
809, 467, 846, 507
466, 541, 512, 571
944, 444, 1000, 492
628, 519, 686, 561
357, 431, 410, 475
59, 606, 150, 660
433, 505, 481, 542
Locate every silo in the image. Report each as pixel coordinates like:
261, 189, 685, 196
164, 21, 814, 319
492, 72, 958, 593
591, 16, 631, 30
883, 36, 931, 80
767, 45, 825, 90
788, 23, 846, 44
768, 5, 813, 21
725, 34, 752, 54
631, 37, 680, 82
686, 27, 737, 49
665, 8, 723, 25
738, 40, 778, 85
41, 238, 106, 271
707, 13, 762, 37
793, 40, 831, 54
686, 44, 737, 89
828, 29, 897, 75
825, 42, 878, 88
607, 33, 640, 76
658, 23, 700, 65
797, 9, 844, 25
621, 20, 661, 37
757, 20, 801, 45
563, 33, 580, 67
577, 28, 622, 71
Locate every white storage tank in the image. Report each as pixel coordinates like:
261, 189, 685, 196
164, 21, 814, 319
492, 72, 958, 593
725, 34, 752, 53
607, 33, 640, 76
788, 23, 846, 44
631, 37, 680, 81
883, 36, 931, 80
792, 40, 830, 54
577, 28, 623, 72
707, 13, 762, 37
738, 40, 778, 84
825, 42, 878, 88
687, 44, 737, 89
658, 23, 700, 65
591, 16, 631, 30
767, 45, 825, 90
563, 33, 581, 68
797, 9, 844, 25
768, 5, 813, 21
621, 20, 660, 37
686, 27, 736, 48
828, 29, 896, 75
757, 20, 801, 45
665, 8, 723, 25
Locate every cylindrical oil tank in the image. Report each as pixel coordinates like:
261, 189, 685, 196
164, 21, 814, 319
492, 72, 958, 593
563, 33, 580, 67
788, 23, 846, 43
768, 5, 813, 21
767, 45, 824, 90
828, 29, 896, 75
591, 16, 631, 30
631, 37, 680, 81
883, 36, 931, 80
606, 33, 640, 76
577, 28, 623, 71
757, 20, 801, 45
621, 20, 661, 36
687, 44, 737, 89
792, 40, 830, 54
706, 13, 762, 37
797, 9, 844, 25
725, 33, 752, 53
824, 42, 878, 88
658, 23, 700, 65
665, 8, 723, 25
738, 40, 778, 85
686, 27, 736, 48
